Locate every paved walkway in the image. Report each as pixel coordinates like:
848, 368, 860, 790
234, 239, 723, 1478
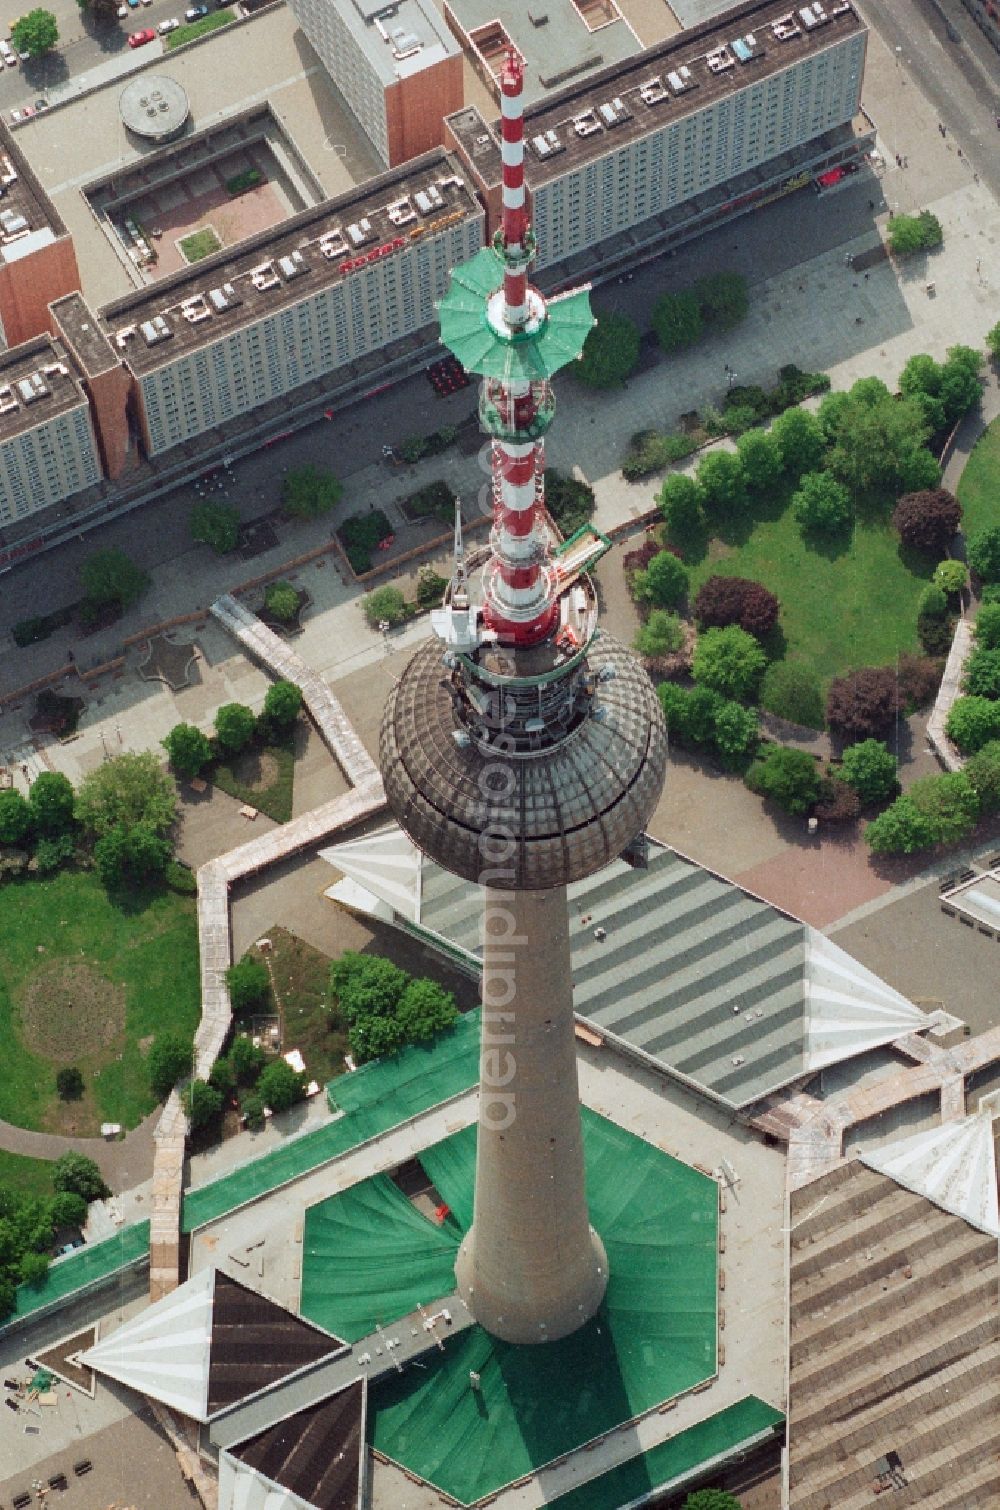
0, 1107, 159, 1187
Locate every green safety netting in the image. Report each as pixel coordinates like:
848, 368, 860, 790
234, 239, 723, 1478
301, 1110, 719, 1505
437, 247, 594, 384
547, 1396, 786, 1510
5, 1220, 151, 1329
181, 1011, 481, 1233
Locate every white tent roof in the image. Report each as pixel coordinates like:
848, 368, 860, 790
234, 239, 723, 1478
219, 1454, 314, 1510
319, 826, 421, 923
803, 933, 932, 1071
860, 1111, 999, 1237
81, 1266, 215, 1421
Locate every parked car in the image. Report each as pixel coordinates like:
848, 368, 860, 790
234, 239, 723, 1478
184, 4, 208, 17
117, 3, 128, 13
0, 39, 18, 65
157, 15, 179, 30
8, 108, 20, 122
34, 98, 47, 109
20, 103, 34, 117
127, 25, 156, 44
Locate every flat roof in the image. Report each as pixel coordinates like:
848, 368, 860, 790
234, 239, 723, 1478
98, 150, 482, 375
50, 291, 121, 378
324, 0, 460, 84
0, 128, 66, 265
0, 333, 90, 444
224, 1380, 366, 1510
443, 0, 643, 105
447, 0, 866, 188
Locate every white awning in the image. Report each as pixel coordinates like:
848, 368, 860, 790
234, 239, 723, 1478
861, 1111, 999, 1237
219, 1453, 314, 1510
803, 933, 932, 1071
81, 1266, 215, 1421
319, 825, 422, 922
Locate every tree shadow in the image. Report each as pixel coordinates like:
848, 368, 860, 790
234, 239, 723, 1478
896, 541, 937, 580
800, 525, 853, 562
758, 621, 788, 662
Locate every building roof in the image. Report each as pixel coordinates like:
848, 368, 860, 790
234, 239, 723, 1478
219, 1380, 366, 1510
444, 0, 642, 106
316, 0, 459, 86
97, 149, 480, 375
0, 124, 68, 266
0, 333, 91, 444
50, 292, 122, 378
322, 831, 933, 1109
787, 1160, 1000, 1507
118, 73, 190, 142
860, 1111, 999, 1238
81, 1268, 344, 1422
446, 0, 866, 189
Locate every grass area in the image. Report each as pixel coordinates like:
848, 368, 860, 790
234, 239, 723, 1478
0, 871, 200, 1135
178, 226, 222, 263
212, 730, 296, 822
0, 1148, 55, 1202
683, 486, 931, 686
166, 9, 234, 47
956, 415, 1000, 539
250, 927, 349, 1085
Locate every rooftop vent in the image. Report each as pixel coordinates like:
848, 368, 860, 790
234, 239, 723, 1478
772, 10, 801, 37
706, 46, 735, 73
598, 97, 629, 127
731, 33, 759, 62
346, 218, 374, 245
115, 324, 138, 348
0, 383, 17, 414
319, 229, 349, 258
278, 250, 307, 280
387, 196, 416, 226
250, 261, 280, 290
180, 295, 211, 324
666, 65, 694, 93
639, 76, 668, 105
140, 314, 173, 346
571, 108, 602, 138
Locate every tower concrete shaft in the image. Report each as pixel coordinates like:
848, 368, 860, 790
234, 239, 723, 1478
454, 887, 607, 1344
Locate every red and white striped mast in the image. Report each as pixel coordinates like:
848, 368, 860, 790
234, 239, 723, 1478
482, 47, 558, 647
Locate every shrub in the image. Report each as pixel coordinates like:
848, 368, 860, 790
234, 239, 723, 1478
974, 603, 1000, 650
35, 833, 77, 875
693, 575, 779, 640
814, 775, 862, 824
242, 1093, 266, 1131
0, 789, 32, 845
963, 647, 1000, 699
682, 1488, 743, 1510
658, 683, 723, 747
208, 1055, 236, 1097
405, 478, 455, 523
183, 1078, 223, 1130
945, 695, 1000, 754
263, 679, 303, 728
56, 1066, 84, 1101
745, 744, 821, 814
95, 823, 170, 890
839, 739, 898, 804
339, 509, 392, 574
695, 270, 748, 329
545, 469, 596, 535
634, 610, 685, 658
792, 471, 852, 535
964, 740, 1000, 813
887, 209, 943, 257
692, 625, 768, 702
27, 772, 75, 837
575, 310, 640, 387
980, 585, 1000, 605
918, 612, 954, 656
230, 1035, 267, 1085
80, 548, 149, 611
711, 699, 759, 768
147, 1033, 194, 1098
907, 771, 980, 845
659, 473, 705, 539
163, 722, 213, 780
264, 581, 300, 622
897, 652, 942, 712
190, 500, 240, 554
622, 430, 697, 481
696, 450, 746, 518
214, 702, 256, 754
892, 489, 961, 554
865, 796, 937, 854
759, 661, 824, 729
918, 584, 948, 620
735, 428, 782, 492
933, 559, 967, 597
826, 666, 900, 740
395, 978, 459, 1043
75, 751, 176, 839
363, 585, 408, 628
281, 464, 343, 520
987, 321, 1000, 361
226, 167, 263, 195
967, 525, 1000, 584
226, 955, 270, 1013
53, 1152, 108, 1202
165, 859, 197, 894
632, 550, 689, 609
770, 404, 826, 479
49, 1190, 87, 1229
652, 289, 702, 352
416, 569, 448, 608
257, 1059, 307, 1113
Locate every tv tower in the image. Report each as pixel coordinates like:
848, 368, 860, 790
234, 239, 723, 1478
380, 49, 666, 1345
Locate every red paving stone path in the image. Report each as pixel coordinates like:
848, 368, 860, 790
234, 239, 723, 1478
733, 830, 899, 929
142, 180, 287, 279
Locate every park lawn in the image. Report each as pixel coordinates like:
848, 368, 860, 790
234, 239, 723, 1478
956, 415, 1000, 538
686, 506, 931, 686
212, 734, 296, 823
249, 927, 349, 1086
179, 226, 222, 263
0, 871, 200, 1135
0, 1148, 55, 1202
166, 9, 234, 47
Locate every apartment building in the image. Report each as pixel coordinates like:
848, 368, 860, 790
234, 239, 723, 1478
97, 152, 482, 457
0, 335, 102, 526
284, 0, 463, 166
0, 133, 80, 349
446, 0, 870, 274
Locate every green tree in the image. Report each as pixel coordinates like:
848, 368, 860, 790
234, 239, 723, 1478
945, 696, 1000, 754
11, 8, 58, 55
56, 1066, 84, 1101
190, 500, 240, 554
633, 550, 689, 609
695, 270, 748, 328
657, 683, 723, 748
19, 1251, 51, 1286
909, 771, 980, 845
208, 1054, 236, 1097
692, 625, 767, 702
839, 739, 898, 805
575, 311, 640, 387
162, 722, 213, 780
987, 321, 1000, 361
363, 585, 407, 628
49, 1190, 87, 1229
933, 559, 967, 597
396, 978, 459, 1043
791, 470, 852, 535
333, 951, 407, 1019
0, 789, 32, 845
658, 473, 705, 539
76, 0, 120, 19
257, 1059, 307, 1113
745, 744, 821, 815
696, 450, 745, 517
887, 209, 943, 256
183, 1078, 223, 1130
735, 427, 781, 492
938, 345, 983, 422
967, 525, 1000, 584
241, 1092, 266, 1130
770, 404, 826, 479
147, 1034, 194, 1100
214, 702, 256, 755
634, 610, 684, 658
975, 603, 1000, 650
822, 387, 932, 496
94, 823, 171, 888
712, 699, 759, 768
682, 1490, 743, 1510
964, 740, 1000, 814
652, 289, 702, 352
281, 464, 343, 521
264, 580, 300, 622
229, 1035, 267, 1085
866, 791, 948, 855
918, 583, 949, 621
226, 955, 270, 1013
964, 647, 1000, 698
544, 469, 596, 535
759, 661, 825, 729
52, 1151, 108, 1202
80, 547, 149, 612
262, 679, 303, 727
75, 751, 176, 838
27, 772, 75, 837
